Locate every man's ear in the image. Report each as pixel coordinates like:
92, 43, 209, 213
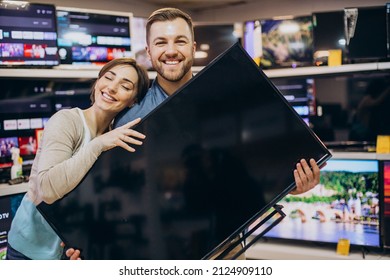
193, 41, 197, 55
146, 46, 151, 61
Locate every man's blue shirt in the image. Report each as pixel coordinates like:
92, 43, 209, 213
114, 79, 168, 127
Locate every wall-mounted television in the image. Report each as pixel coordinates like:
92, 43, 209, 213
244, 15, 313, 69
0, 1, 59, 67
56, 7, 132, 68
255, 158, 381, 248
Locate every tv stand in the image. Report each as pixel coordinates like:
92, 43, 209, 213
209, 204, 286, 260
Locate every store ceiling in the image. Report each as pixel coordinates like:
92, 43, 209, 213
138, 0, 256, 12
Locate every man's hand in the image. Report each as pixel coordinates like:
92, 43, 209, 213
290, 158, 321, 195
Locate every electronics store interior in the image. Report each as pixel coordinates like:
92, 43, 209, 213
1, 0, 390, 260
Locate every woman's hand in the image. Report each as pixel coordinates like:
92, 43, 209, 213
99, 118, 146, 153
290, 158, 322, 195
60, 242, 81, 260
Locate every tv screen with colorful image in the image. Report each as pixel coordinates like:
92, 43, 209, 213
0, 1, 59, 67
382, 160, 390, 248
56, 7, 132, 68
18, 135, 37, 156
244, 16, 313, 69
253, 158, 381, 248
0, 137, 18, 159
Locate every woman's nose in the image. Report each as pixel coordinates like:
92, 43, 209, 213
107, 81, 119, 93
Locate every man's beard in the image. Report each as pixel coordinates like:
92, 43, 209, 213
153, 58, 193, 82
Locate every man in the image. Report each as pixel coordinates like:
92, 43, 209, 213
67, 7, 321, 260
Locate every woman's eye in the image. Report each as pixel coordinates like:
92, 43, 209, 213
122, 85, 132, 91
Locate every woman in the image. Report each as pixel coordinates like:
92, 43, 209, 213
6, 58, 149, 260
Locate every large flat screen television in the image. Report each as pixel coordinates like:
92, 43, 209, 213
55, 7, 132, 68
37, 43, 331, 260
0, 1, 59, 67
244, 15, 314, 69
255, 158, 381, 248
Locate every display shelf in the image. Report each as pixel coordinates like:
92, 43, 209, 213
246, 240, 390, 260
1, 62, 389, 80
0, 68, 99, 79
378, 61, 390, 70
263, 62, 379, 78
0, 182, 28, 197
331, 151, 390, 160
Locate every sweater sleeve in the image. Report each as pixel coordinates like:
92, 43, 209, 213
36, 109, 104, 204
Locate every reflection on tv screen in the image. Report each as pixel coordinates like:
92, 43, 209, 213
254, 159, 381, 248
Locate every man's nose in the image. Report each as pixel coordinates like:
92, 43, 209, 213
165, 42, 178, 55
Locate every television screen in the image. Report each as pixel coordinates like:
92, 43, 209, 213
37, 43, 331, 260
312, 11, 346, 66
255, 158, 381, 248
193, 23, 240, 66
344, 6, 387, 61
18, 135, 37, 156
244, 16, 313, 69
56, 7, 132, 68
0, 137, 18, 160
0, 195, 12, 259
387, 3, 390, 58
0, 1, 59, 67
382, 160, 390, 248
272, 78, 316, 124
